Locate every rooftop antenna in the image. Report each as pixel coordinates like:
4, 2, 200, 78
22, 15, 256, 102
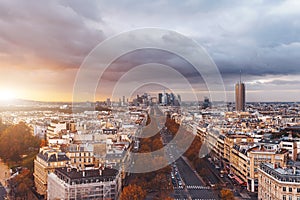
239, 69, 242, 83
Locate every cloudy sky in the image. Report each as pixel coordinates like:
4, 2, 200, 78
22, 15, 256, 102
0, 0, 300, 102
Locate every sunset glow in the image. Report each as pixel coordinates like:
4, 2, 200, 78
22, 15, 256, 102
0, 89, 16, 101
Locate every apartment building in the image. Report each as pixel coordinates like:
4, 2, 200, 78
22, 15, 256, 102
34, 147, 70, 195
198, 125, 291, 192
64, 143, 94, 169
47, 121, 67, 139
258, 163, 300, 200
223, 134, 254, 164
47, 167, 121, 200
280, 139, 298, 161
230, 143, 254, 184
247, 145, 289, 192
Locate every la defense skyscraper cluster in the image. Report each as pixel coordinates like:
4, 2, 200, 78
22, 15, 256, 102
235, 73, 245, 111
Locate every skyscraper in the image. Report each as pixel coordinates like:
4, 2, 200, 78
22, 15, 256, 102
235, 80, 245, 112
158, 93, 162, 104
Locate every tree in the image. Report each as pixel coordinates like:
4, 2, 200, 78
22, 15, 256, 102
150, 173, 173, 198
0, 122, 40, 162
165, 118, 179, 135
120, 184, 146, 200
220, 189, 234, 200
8, 168, 33, 199
0, 119, 7, 134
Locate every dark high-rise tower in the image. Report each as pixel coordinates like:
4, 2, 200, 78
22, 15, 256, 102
235, 72, 245, 111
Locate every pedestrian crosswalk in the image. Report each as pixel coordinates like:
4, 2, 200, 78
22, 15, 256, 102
186, 185, 210, 189
175, 185, 211, 190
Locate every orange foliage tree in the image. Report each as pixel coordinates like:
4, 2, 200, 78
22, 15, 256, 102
120, 184, 146, 200
220, 189, 234, 200
0, 122, 40, 162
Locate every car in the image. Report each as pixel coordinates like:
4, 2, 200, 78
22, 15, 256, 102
228, 173, 235, 179
209, 181, 215, 187
171, 172, 174, 177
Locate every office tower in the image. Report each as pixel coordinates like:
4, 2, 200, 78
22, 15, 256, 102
235, 72, 245, 111
158, 93, 163, 104
202, 97, 211, 109
118, 98, 121, 106
177, 94, 181, 103
122, 96, 125, 106
106, 98, 111, 106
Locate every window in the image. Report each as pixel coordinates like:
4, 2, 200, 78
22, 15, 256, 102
283, 195, 286, 200
283, 187, 286, 192
298, 188, 300, 193
289, 196, 292, 200
289, 188, 292, 192
297, 197, 300, 200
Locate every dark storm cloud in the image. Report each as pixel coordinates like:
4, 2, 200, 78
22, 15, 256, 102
97, 48, 205, 85
1, 0, 299, 76
93, 0, 300, 85
0, 0, 105, 69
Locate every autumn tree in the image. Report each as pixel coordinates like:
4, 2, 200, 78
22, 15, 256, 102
0, 119, 7, 134
0, 122, 40, 162
120, 184, 146, 200
184, 136, 202, 162
165, 118, 179, 135
220, 189, 234, 200
8, 168, 33, 199
151, 173, 173, 198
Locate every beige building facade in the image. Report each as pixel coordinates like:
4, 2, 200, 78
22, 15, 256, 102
258, 163, 300, 200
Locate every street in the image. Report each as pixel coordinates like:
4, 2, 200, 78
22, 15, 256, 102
173, 157, 218, 199
155, 106, 218, 200
0, 183, 6, 200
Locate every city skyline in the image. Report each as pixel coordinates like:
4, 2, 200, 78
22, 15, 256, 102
1, 1, 300, 102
